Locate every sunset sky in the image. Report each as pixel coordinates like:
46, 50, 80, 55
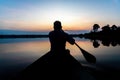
0, 0, 120, 31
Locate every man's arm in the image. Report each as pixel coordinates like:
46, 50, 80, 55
65, 33, 75, 45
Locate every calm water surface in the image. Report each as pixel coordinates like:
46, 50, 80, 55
0, 38, 120, 80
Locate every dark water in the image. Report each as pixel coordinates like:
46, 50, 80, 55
0, 38, 120, 80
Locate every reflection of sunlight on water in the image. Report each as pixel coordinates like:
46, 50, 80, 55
0, 38, 120, 78
67, 40, 120, 69
66, 41, 94, 64
0, 40, 50, 71
94, 45, 120, 69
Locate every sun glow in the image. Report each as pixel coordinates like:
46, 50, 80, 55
0, 0, 120, 31
42, 8, 79, 26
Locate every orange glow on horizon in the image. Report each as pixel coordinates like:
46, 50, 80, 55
3, 19, 93, 31
2, 17, 113, 31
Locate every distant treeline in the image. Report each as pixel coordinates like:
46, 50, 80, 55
82, 24, 120, 39
78, 24, 120, 47
0, 34, 79, 38
0, 24, 120, 39
0, 35, 49, 38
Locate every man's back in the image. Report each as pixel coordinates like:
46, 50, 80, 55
49, 30, 75, 52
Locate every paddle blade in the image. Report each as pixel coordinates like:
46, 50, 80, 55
80, 47, 96, 63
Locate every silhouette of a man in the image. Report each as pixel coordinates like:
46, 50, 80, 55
49, 21, 75, 52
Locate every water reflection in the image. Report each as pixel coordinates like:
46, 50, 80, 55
0, 38, 50, 80
0, 39, 50, 66
92, 40, 100, 48
0, 38, 120, 80
92, 39, 120, 48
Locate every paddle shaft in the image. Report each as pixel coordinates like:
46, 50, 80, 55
74, 42, 96, 63
75, 42, 81, 50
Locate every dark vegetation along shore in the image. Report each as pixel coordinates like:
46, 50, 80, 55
82, 24, 120, 47
0, 24, 120, 40
1, 24, 120, 48
0, 34, 80, 38
83, 24, 120, 40
0, 34, 49, 38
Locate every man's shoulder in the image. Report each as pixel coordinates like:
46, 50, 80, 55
49, 31, 54, 34
49, 30, 69, 36
49, 31, 55, 36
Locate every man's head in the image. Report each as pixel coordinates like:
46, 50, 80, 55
54, 21, 62, 30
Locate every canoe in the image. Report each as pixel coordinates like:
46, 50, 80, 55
13, 50, 96, 80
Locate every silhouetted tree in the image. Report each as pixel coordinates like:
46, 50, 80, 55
111, 25, 117, 31
93, 24, 100, 32
117, 26, 120, 31
101, 24, 111, 32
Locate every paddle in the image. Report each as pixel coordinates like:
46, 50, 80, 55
75, 42, 96, 64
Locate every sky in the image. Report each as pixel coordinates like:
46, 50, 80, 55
0, 0, 120, 31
